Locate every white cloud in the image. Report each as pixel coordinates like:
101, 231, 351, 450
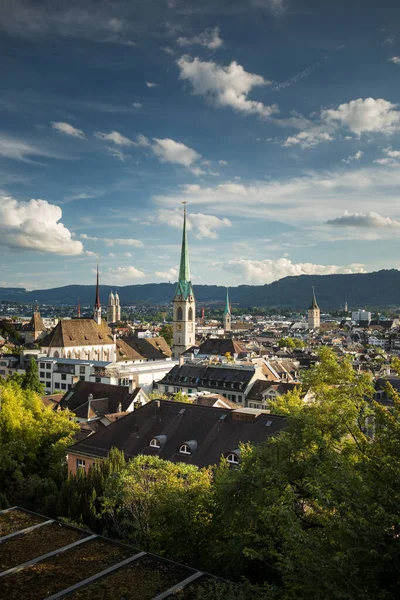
80, 234, 143, 247
389, 56, 400, 64
282, 130, 333, 149
176, 55, 278, 118
177, 26, 223, 50
132, 102, 142, 108
327, 211, 400, 229
153, 166, 400, 227
107, 266, 145, 281
107, 147, 128, 162
219, 160, 228, 165
322, 98, 400, 135
146, 81, 158, 88
152, 138, 201, 167
51, 121, 85, 138
95, 130, 133, 145
373, 146, 400, 165
219, 257, 365, 284
0, 135, 53, 161
0, 195, 83, 255
155, 266, 178, 280
342, 150, 363, 164
161, 46, 175, 55
156, 208, 231, 239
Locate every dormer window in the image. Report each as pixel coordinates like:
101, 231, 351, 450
178, 440, 197, 455
149, 434, 167, 449
226, 453, 239, 465
179, 444, 191, 455
226, 449, 240, 465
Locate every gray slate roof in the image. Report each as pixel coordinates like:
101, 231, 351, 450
68, 400, 286, 468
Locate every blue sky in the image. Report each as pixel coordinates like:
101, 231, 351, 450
2, 0, 400, 290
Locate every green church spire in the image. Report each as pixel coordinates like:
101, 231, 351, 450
224, 287, 231, 315
309, 286, 319, 310
175, 203, 193, 300
178, 204, 190, 283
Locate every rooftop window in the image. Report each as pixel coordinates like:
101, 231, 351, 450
226, 453, 239, 465
150, 438, 161, 449
179, 444, 191, 455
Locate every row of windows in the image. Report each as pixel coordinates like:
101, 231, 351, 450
149, 438, 240, 464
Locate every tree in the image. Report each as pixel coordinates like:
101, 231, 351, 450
22, 356, 44, 394
210, 347, 400, 598
0, 378, 78, 514
160, 323, 173, 346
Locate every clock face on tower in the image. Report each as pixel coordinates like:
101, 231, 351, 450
176, 324, 182, 331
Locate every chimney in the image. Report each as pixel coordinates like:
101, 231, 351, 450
155, 400, 161, 415
117, 401, 122, 413
179, 354, 184, 367
87, 393, 93, 420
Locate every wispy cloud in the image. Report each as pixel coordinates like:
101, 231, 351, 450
177, 26, 223, 50
51, 121, 85, 138
80, 234, 143, 247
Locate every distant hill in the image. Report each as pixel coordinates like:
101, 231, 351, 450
0, 269, 399, 309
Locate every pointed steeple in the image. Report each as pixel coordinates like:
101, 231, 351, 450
175, 203, 193, 300
309, 286, 319, 310
224, 287, 231, 315
95, 264, 101, 309
179, 204, 190, 283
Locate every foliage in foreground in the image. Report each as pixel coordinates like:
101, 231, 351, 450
0, 378, 78, 514
3, 348, 400, 598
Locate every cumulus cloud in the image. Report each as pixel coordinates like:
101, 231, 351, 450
80, 234, 143, 247
95, 130, 203, 171
327, 211, 400, 229
177, 26, 223, 50
342, 150, 363, 164
107, 266, 145, 280
176, 55, 278, 118
0, 196, 83, 255
219, 257, 365, 284
132, 102, 142, 108
322, 98, 400, 135
389, 56, 400, 64
51, 121, 85, 138
146, 81, 158, 88
155, 266, 178, 281
156, 208, 231, 239
152, 138, 201, 167
282, 130, 333, 149
373, 146, 400, 165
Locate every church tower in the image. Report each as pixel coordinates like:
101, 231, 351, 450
223, 288, 231, 332
107, 291, 115, 323
172, 205, 195, 358
115, 290, 121, 322
93, 265, 102, 325
308, 286, 320, 330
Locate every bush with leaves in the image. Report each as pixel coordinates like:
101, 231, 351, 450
0, 378, 78, 513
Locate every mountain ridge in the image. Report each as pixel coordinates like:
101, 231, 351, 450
0, 269, 399, 309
